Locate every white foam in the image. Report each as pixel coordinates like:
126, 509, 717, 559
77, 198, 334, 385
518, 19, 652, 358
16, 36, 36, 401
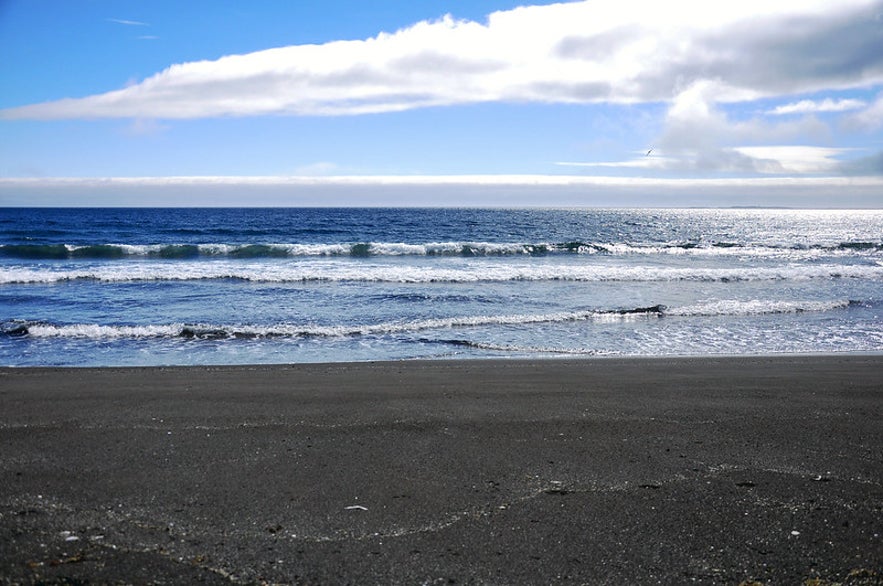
447, 340, 607, 355
2, 262, 882, 285
10, 240, 881, 260
667, 299, 851, 317
18, 309, 663, 340
26, 323, 182, 339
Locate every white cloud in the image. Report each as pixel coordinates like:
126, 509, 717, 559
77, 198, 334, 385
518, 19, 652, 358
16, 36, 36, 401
4, 175, 882, 189
732, 146, 850, 174
646, 80, 838, 174
557, 151, 671, 170
558, 146, 852, 175
768, 98, 867, 115
843, 93, 883, 130
107, 18, 149, 27
5, 0, 883, 119
559, 79, 872, 176
3, 173, 881, 196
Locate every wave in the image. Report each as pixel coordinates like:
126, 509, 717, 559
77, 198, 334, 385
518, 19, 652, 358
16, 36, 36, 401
2, 263, 882, 285
424, 338, 607, 356
1, 308, 664, 340
0, 300, 853, 341
666, 299, 855, 316
2, 240, 880, 260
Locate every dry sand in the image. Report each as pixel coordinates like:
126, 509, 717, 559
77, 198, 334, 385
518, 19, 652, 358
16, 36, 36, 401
1, 355, 881, 584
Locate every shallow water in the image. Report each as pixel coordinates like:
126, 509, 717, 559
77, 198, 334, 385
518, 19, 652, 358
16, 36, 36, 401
2, 207, 881, 366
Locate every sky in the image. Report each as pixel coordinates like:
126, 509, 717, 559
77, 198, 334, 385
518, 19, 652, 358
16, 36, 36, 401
1, 0, 882, 207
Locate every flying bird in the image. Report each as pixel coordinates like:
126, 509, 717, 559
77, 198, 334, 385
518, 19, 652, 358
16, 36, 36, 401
646, 149, 653, 157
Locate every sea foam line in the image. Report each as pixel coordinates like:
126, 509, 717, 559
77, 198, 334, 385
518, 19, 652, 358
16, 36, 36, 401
2, 300, 853, 340
2, 263, 882, 284
3, 308, 665, 340
665, 299, 853, 316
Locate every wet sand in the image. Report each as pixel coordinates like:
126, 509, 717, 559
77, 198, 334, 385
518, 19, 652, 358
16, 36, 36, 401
1, 355, 881, 585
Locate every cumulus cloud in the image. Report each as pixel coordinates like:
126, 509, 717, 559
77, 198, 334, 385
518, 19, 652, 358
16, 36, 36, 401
4, 0, 883, 119
559, 81, 860, 175
642, 80, 840, 174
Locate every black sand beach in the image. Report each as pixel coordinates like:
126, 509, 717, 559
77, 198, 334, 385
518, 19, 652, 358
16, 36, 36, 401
1, 355, 881, 585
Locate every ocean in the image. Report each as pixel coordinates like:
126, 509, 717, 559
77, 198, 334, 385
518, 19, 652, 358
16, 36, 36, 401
1, 207, 881, 366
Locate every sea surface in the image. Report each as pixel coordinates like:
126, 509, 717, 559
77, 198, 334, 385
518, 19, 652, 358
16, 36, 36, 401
1, 207, 881, 366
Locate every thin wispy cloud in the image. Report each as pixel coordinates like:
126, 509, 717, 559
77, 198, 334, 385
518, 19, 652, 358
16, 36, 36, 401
732, 146, 852, 174
5, 0, 882, 120
107, 18, 149, 27
556, 155, 669, 170
560, 146, 862, 176
768, 99, 868, 115
123, 118, 169, 137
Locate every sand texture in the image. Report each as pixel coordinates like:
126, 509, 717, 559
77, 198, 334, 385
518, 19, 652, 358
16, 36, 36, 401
1, 355, 881, 584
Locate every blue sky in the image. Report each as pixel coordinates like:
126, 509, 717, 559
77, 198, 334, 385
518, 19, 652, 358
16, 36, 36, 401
1, 0, 882, 207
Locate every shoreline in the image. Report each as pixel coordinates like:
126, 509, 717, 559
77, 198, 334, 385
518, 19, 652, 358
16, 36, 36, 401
1, 354, 881, 584
4, 348, 883, 371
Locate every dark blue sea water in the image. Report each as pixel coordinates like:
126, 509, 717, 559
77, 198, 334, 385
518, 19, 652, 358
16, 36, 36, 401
1, 207, 882, 366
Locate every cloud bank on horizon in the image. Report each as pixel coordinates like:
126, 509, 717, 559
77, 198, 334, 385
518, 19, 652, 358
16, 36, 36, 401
1, 0, 883, 206
4, 174, 881, 208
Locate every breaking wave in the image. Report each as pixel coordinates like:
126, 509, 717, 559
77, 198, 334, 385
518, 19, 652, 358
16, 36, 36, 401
425, 339, 608, 356
1, 300, 853, 340
1, 240, 880, 260
666, 299, 855, 316
0, 307, 666, 340
3, 263, 882, 284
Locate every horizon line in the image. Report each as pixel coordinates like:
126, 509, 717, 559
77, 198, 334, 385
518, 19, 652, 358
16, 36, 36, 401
4, 174, 883, 187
